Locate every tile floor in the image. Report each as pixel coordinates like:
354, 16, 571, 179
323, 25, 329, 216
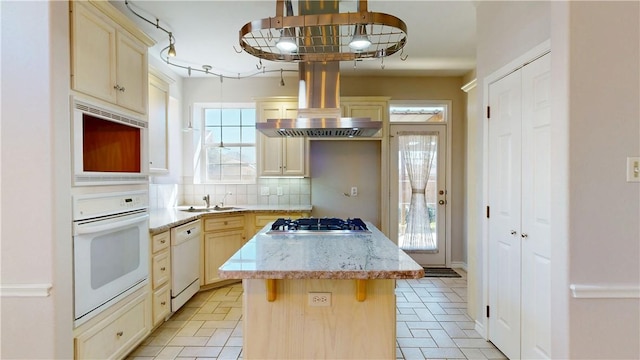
128, 270, 506, 360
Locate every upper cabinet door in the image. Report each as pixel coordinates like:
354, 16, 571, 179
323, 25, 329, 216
257, 101, 307, 177
70, 1, 152, 115
71, 2, 118, 104
116, 32, 148, 114
148, 73, 170, 173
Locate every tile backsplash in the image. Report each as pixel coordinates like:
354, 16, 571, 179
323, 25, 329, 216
149, 178, 311, 209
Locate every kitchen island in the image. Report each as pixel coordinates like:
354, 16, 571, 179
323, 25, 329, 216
218, 221, 423, 359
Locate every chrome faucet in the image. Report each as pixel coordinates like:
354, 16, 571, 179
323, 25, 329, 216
202, 194, 210, 208
219, 192, 232, 207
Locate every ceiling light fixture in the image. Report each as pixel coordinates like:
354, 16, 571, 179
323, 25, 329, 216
276, 28, 298, 52
349, 24, 372, 51
239, 0, 407, 62
167, 33, 177, 57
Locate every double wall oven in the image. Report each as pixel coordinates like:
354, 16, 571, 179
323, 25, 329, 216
71, 97, 150, 327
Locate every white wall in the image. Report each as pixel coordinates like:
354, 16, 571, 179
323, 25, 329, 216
565, 2, 639, 358
0, 1, 73, 358
476, 1, 640, 358
474, 1, 552, 337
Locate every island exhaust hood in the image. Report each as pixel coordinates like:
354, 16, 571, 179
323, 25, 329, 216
256, 61, 382, 138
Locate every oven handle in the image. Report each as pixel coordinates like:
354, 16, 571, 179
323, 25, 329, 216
75, 213, 149, 235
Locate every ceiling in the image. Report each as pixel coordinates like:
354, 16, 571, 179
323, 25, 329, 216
110, 0, 477, 79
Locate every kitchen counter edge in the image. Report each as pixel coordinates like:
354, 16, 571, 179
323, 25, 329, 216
148, 205, 312, 235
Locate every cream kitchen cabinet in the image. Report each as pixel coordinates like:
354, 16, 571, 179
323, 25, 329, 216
340, 97, 389, 139
148, 71, 171, 173
256, 99, 308, 176
202, 215, 247, 285
74, 287, 150, 360
70, 0, 154, 114
150, 231, 171, 327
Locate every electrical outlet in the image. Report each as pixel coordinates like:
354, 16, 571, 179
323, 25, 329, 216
627, 157, 640, 182
260, 186, 270, 196
308, 292, 331, 307
350, 186, 358, 197
277, 186, 283, 196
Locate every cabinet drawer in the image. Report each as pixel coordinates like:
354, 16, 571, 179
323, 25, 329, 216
152, 284, 170, 326
204, 215, 245, 232
152, 250, 170, 289
75, 292, 149, 360
151, 231, 170, 253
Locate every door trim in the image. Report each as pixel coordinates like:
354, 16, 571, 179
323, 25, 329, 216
479, 39, 551, 339
386, 100, 452, 267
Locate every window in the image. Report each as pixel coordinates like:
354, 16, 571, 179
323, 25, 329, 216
194, 104, 256, 183
390, 102, 447, 123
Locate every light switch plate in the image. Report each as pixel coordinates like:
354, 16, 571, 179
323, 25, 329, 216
626, 157, 640, 182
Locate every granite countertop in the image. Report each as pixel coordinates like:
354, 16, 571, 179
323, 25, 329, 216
218, 222, 424, 280
149, 205, 313, 234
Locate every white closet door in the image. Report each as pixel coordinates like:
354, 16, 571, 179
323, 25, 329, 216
488, 69, 523, 360
520, 52, 552, 359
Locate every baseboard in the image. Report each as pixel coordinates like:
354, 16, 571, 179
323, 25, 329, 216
475, 319, 487, 339
450, 261, 468, 272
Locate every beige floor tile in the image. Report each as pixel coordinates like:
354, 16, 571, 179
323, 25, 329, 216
129, 274, 506, 360
167, 336, 209, 347
155, 346, 184, 360
178, 346, 223, 357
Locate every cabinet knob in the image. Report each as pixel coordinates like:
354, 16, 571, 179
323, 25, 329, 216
160, 239, 166, 244
116, 331, 123, 337
160, 267, 166, 271
224, 221, 228, 225
161, 301, 166, 306
510, 230, 517, 235
521, 233, 529, 239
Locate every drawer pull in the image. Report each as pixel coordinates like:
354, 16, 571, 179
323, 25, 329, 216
160, 267, 166, 271
161, 301, 166, 306
116, 331, 123, 337
160, 239, 166, 244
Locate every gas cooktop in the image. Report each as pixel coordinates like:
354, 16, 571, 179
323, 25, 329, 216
268, 217, 370, 234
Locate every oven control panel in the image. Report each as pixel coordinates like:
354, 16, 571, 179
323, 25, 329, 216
73, 190, 149, 220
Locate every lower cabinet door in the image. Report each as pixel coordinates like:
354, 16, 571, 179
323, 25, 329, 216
75, 292, 150, 359
204, 229, 244, 284
152, 284, 171, 326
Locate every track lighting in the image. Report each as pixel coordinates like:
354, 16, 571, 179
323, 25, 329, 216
168, 33, 177, 57
349, 24, 372, 51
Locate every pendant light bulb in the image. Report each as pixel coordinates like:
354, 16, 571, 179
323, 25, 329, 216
349, 24, 371, 51
276, 28, 297, 53
168, 33, 177, 57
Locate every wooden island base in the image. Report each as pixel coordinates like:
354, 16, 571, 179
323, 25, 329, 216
242, 278, 396, 359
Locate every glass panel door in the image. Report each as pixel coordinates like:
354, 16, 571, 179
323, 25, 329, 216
390, 124, 447, 266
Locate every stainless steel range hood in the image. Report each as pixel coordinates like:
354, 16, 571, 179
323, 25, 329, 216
256, 59, 382, 138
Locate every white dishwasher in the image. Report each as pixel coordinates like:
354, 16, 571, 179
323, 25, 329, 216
170, 219, 201, 312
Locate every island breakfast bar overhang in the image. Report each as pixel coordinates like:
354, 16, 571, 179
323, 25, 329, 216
219, 221, 424, 359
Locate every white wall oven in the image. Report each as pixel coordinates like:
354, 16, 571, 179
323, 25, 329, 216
73, 190, 149, 327
72, 97, 149, 186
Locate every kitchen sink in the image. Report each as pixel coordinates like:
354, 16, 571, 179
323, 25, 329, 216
212, 205, 240, 211
179, 206, 242, 213
180, 207, 213, 213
